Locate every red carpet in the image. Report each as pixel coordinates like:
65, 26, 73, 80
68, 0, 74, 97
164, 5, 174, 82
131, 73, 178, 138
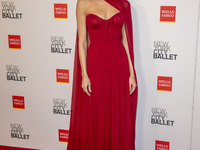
0, 145, 38, 150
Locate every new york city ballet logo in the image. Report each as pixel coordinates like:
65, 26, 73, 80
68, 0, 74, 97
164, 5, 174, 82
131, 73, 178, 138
155, 140, 170, 150
160, 6, 176, 23
51, 36, 72, 54
8, 35, 21, 49
10, 123, 30, 140
54, 3, 67, 19
153, 41, 178, 60
1, 1, 22, 19
58, 129, 69, 143
6, 65, 26, 82
53, 98, 71, 115
157, 76, 172, 92
12, 96, 25, 109
56, 69, 69, 83
151, 108, 174, 126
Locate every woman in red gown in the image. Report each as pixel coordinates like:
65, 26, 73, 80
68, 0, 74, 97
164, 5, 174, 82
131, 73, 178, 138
67, 0, 138, 150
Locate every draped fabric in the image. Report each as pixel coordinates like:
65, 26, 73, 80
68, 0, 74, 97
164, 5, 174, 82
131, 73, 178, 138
67, 0, 138, 149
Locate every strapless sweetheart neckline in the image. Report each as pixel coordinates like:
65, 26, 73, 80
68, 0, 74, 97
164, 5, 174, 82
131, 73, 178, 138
86, 11, 121, 21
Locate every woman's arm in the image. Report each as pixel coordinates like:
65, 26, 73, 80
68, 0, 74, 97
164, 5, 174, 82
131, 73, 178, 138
122, 23, 134, 77
121, 23, 137, 95
76, 0, 91, 96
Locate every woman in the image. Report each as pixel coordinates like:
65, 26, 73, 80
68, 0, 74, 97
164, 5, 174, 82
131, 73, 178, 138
67, 0, 138, 150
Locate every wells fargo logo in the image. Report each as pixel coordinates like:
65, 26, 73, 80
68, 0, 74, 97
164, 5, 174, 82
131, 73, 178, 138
155, 140, 170, 150
56, 69, 69, 83
12, 96, 25, 109
54, 4, 68, 19
160, 6, 176, 23
157, 76, 172, 92
8, 35, 21, 49
58, 129, 69, 143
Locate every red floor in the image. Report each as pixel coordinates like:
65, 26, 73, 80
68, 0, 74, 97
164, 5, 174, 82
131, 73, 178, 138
0, 145, 38, 150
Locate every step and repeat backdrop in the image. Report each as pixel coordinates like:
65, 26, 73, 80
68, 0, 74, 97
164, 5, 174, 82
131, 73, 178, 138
0, 0, 200, 150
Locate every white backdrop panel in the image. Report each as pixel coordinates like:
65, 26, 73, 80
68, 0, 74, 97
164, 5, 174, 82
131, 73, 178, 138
131, 0, 200, 150
191, 2, 200, 150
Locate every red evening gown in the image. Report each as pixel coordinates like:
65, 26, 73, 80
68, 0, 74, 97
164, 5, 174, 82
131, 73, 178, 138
67, 2, 138, 150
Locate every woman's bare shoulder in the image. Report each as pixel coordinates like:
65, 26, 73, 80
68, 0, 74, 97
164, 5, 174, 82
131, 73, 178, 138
76, 0, 91, 13
77, 0, 91, 7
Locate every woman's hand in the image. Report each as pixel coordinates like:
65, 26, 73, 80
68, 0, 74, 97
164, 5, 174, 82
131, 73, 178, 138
129, 76, 137, 95
81, 75, 92, 96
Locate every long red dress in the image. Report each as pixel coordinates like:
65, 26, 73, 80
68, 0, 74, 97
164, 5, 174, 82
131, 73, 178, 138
67, 1, 138, 150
